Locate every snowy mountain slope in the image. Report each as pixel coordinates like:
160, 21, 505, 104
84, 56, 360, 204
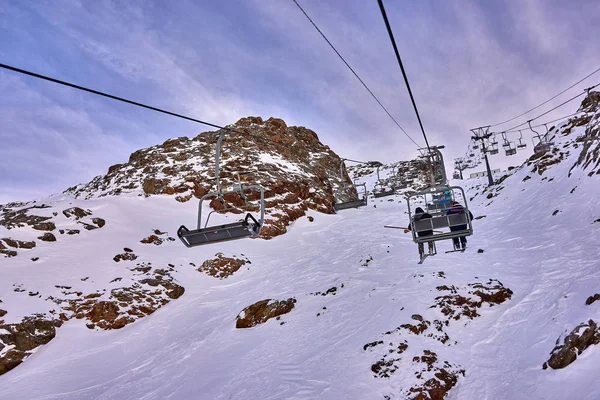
1, 96, 600, 399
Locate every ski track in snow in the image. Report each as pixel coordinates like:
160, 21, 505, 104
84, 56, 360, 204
2, 128, 600, 399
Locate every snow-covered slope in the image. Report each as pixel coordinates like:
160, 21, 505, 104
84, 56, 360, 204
1, 98, 600, 399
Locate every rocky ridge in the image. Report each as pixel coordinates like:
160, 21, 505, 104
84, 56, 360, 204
64, 117, 359, 239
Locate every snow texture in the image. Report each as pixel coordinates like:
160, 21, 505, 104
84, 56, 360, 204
1, 110, 600, 399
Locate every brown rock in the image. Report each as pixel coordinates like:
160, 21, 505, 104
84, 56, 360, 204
0, 249, 17, 257
38, 233, 56, 242
545, 319, 600, 369
0, 316, 61, 376
113, 252, 138, 262
88, 301, 120, 323
198, 254, 249, 279
236, 298, 296, 329
586, 294, 600, 305
62, 207, 92, 220
32, 222, 56, 231
142, 178, 171, 195
92, 218, 106, 228
140, 235, 163, 245
2, 238, 36, 249
79, 222, 98, 231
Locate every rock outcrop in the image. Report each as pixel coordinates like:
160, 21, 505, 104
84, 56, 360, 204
64, 117, 357, 239
543, 319, 600, 370
236, 298, 296, 328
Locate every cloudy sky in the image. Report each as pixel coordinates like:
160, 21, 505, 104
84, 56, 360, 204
1, 0, 599, 203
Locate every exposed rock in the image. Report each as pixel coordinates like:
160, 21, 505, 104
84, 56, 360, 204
142, 178, 171, 195
65, 269, 185, 330
92, 218, 106, 228
113, 252, 138, 262
408, 351, 465, 400
433, 280, 513, 321
544, 319, 600, 370
1, 238, 36, 249
62, 207, 92, 220
198, 253, 250, 279
586, 294, 600, 305
0, 249, 18, 258
63, 116, 362, 239
236, 298, 296, 328
0, 205, 53, 230
32, 222, 56, 231
0, 316, 62, 376
38, 233, 57, 242
140, 235, 163, 245
79, 222, 98, 231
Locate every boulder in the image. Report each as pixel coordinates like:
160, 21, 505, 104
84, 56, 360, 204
236, 298, 296, 329
544, 319, 600, 369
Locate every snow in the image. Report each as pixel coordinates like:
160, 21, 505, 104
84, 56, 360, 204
1, 123, 600, 399
259, 152, 304, 174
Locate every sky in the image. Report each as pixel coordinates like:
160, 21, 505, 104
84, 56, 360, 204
1, 0, 600, 203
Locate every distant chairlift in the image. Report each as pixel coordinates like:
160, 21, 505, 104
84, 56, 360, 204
516, 130, 527, 150
488, 134, 499, 155
178, 131, 265, 247
501, 132, 517, 156
407, 186, 473, 259
373, 165, 395, 198
334, 159, 368, 211
529, 121, 552, 156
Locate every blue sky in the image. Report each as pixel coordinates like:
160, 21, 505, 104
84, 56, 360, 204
1, 0, 599, 203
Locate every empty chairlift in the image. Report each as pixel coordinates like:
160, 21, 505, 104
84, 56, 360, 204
334, 159, 368, 211
373, 165, 395, 198
501, 132, 517, 156
178, 131, 265, 247
529, 121, 552, 156
516, 130, 527, 150
488, 134, 499, 155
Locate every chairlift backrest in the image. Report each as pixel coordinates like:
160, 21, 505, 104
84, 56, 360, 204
406, 186, 473, 244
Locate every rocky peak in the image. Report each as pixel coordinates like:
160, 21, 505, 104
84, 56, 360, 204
65, 117, 357, 238
578, 90, 600, 113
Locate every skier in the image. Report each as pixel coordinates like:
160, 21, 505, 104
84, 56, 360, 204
405, 207, 435, 258
445, 201, 473, 250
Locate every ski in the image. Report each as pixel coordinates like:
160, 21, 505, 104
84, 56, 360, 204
445, 249, 466, 254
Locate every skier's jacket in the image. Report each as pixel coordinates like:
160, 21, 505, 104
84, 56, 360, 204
445, 204, 473, 231
407, 207, 434, 237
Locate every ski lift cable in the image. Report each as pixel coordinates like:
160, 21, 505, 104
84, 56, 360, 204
503, 110, 593, 134
377, 0, 431, 153
503, 84, 598, 132
292, 0, 421, 148
488, 65, 600, 128
0, 62, 324, 151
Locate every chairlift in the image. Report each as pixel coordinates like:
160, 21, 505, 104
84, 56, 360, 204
489, 134, 498, 146
178, 131, 265, 247
407, 186, 473, 260
373, 165, 395, 198
501, 132, 517, 156
529, 121, 552, 156
517, 130, 527, 150
334, 159, 368, 211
